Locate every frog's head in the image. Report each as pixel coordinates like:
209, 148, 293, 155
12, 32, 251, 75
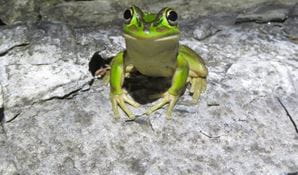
123, 6, 180, 40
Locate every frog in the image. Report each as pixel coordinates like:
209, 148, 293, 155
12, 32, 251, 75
108, 5, 208, 120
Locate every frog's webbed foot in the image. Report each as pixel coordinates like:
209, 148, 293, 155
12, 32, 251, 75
111, 90, 140, 120
146, 92, 179, 119
190, 77, 207, 103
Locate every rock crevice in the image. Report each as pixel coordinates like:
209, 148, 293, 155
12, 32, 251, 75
277, 97, 298, 134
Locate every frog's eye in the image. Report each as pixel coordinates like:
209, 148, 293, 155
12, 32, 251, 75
123, 8, 133, 23
166, 10, 178, 25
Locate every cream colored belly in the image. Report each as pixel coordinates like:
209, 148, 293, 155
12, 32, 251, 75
126, 52, 177, 77
124, 34, 180, 77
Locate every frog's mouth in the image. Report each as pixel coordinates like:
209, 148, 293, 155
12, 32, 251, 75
123, 33, 179, 42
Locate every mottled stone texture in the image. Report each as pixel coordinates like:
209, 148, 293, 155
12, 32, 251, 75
0, 0, 298, 174
0, 0, 297, 26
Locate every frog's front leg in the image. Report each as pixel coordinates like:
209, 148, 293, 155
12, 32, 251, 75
146, 54, 189, 119
110, 51, 140, 119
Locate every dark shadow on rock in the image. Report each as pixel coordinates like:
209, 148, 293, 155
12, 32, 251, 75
0, 19, 5, 26
0, 108, 4, 123
287, 172, 298, 175
88, 51, 112, 76
90, 52, 178, 104
123, 74, 172, 104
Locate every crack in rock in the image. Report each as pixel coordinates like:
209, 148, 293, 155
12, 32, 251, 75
0, 84, 4, 123
4, 80, 92, 123
277, 97, 298, 134
199, 130, 222, 139
0, 108, 4, 123
5, 112, 20, 123
35, 79, 93, 105
0, 108, 5, 123
37, 86, 85, 104
0, 43, 30, 57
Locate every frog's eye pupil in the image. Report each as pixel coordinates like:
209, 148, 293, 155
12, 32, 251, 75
167, 10, 178, 24
124, 9, 132, 20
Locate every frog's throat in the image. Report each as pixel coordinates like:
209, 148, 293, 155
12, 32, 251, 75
123, 33, 179, 42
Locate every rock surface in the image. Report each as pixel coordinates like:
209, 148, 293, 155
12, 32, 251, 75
235, 2, 291, 23
0, 0, 298, 174
1, 0, 297, 26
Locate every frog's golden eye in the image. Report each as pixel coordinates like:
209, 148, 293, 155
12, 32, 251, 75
166, 10, 178, 25
123, 8, 133, 23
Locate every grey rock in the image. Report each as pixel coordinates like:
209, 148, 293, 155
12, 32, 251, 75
0, 24, 29, 55
193, 22, 221, 41
0, 0, 61, 25
0, 22, 93, 121
236, 3, 291, 23
289, 3, 298, 17
0, 1, 298, 175
277, 95, 298, 132
0, 127, 18, 175
0, 160, 18, 175
1, 0, 297, 26
0, 84, 3, 108
284, 17, 298, 41
0, 84, 3, 123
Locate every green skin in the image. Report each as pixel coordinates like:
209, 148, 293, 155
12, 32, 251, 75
109, 6, 208, 119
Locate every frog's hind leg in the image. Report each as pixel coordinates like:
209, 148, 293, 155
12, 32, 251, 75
180, 44, 208, 103
189, 72, 207, 103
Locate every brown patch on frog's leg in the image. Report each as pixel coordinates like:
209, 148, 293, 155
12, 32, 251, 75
95, 65, 111, 78
95, 65, 111, 85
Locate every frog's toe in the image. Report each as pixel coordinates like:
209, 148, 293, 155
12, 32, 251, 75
191, 77, 207, 103
201, 78, 207, 92
110, 93, 138, 120
189, 78, 197, 94
146, 92, 179, 119
111, 97, 120, 119
123, 93, 140, 107
146, 98, 168, 115
165, 95, 179, 119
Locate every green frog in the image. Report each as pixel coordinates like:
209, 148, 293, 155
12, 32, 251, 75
109, 5, 208, 120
